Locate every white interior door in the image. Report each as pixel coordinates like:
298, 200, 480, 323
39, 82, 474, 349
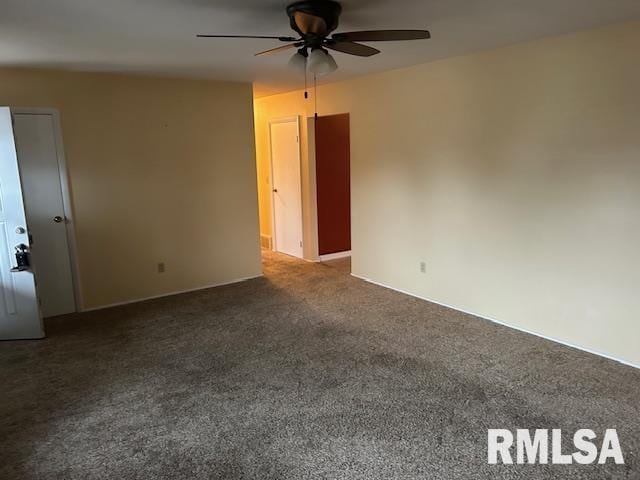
12, 112, 76, 318
270, 118, 303, 258
0, 107, 44, 340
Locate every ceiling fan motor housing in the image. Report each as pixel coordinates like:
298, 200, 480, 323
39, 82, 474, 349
287, 0, 342, 41
198, 1, 430, 63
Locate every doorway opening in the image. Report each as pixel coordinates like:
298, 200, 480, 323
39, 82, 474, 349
1, 106, 80, 340
259, 112, 351, 274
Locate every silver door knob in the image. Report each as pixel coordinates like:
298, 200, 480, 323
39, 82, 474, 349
53, 216, 63, 223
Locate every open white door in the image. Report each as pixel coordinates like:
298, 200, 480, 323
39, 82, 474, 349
270, 117, 303, 259
0, 107, 44, 340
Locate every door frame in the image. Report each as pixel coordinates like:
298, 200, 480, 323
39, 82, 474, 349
268, 116, 303, 257
11, 107, 82, 313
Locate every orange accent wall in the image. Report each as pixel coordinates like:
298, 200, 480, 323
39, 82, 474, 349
315, 114, 351, 255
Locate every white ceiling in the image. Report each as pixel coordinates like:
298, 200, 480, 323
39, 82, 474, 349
1, 0, 639, 97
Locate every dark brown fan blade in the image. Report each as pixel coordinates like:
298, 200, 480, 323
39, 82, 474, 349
332, 30, 431, 42
294, 11, 327, 36
325, 41, 380, 57
255, 42, 302, 57
197, 34, 298, 42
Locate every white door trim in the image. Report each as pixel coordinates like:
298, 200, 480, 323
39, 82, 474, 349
305, 116, 320, 261
268, 115, 303, 256
11, 107, 83, 312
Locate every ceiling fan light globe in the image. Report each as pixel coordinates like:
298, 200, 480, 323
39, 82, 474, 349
307, 49, 338, 75
288, 51, 307, 71
324, 51, 338, 74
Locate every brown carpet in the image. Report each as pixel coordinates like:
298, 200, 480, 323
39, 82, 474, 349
1, 251, 638, 479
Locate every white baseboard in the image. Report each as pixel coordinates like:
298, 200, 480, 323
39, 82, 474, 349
351, 273, 639, 370
81, 274, 264, 313
319, 250, 352, 262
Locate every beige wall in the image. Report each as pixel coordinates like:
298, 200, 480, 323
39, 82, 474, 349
254, 21, 640, 366
1, 68, 262, 310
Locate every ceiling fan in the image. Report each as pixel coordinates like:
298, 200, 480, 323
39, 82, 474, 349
197, 0, 430, 75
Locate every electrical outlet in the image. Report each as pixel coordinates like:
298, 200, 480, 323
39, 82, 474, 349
157, 262, 165, 274
420, 261, 427, 274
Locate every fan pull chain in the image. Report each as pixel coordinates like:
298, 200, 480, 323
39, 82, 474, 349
304, 65, 308, 99
314, 74, 318, 120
